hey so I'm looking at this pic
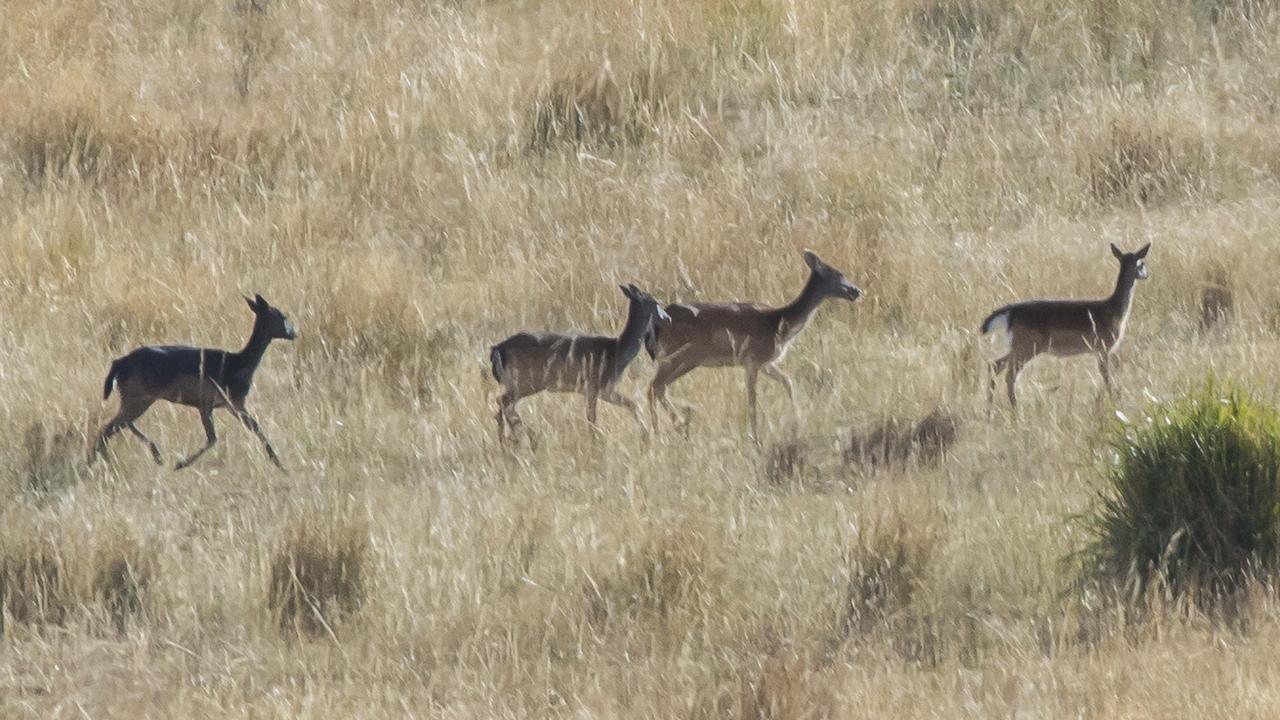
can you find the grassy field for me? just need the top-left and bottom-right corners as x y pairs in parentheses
(4, 0), (1280, 716)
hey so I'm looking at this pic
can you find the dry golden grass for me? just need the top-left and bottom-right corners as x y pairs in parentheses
(4, 0), (1280, 715)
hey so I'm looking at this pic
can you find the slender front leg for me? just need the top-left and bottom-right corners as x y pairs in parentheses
(235, 408), (284, 470)
(746, 366), (761, 441)
(586, 388), (601, 436)
(762, 364), (795, 402)
(175, 408), (218, 470)
(602, 390), (649, 437)
(1098, 352), (1114, 397)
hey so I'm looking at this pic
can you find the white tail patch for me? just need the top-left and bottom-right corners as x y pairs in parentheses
(983, 311), (1010, 336)
(982, 310), (1012, 354)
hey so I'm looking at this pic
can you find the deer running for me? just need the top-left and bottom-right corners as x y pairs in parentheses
(93, 293), (297, 470)
(490, 284), (670, 446)
(646, 249), (862, 438)
(981, 243), (1150, 409)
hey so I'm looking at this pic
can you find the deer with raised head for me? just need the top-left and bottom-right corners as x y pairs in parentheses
(490, 284), (670, 446)
(93, 293), (297, 470)
(646, 249), (862, 439)
(981, 243), (1150, 410)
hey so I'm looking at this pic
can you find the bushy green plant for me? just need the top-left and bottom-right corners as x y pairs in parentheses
(1082, 380), (1280, 603)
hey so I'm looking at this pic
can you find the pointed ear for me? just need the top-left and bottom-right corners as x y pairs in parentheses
(254, 293), (267, 310)
(1136, 243), (1151, 259)
(1110, 243), (1123, 260)
(244, 294), (258, 312)
(619, 284), (633, 299)
(803, 249), (823, 271)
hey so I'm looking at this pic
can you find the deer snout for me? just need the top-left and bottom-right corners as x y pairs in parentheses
(844, 283), (862, 301)
(283, 321), (299, 340)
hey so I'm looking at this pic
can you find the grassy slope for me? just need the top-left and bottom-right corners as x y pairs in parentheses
(2, 0), (1280, 716)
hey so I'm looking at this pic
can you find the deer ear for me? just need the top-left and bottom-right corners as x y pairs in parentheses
(803, 249), (823, 271)
(254, 293), (268, 310)
(1110, 243), (1123, 260)
(619, 284), (633, 299)
(1136, 243), (1151, 259)
(244, 294), (258, 312)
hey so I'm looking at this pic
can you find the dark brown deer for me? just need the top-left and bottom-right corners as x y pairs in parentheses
(490, 284), (669, 446)
(93, 294), (297, 470)
(981, 243), (1150, 409)
(645, 250), (862, 439)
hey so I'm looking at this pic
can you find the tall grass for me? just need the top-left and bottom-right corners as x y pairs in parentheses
(3, 0), (1280, 715)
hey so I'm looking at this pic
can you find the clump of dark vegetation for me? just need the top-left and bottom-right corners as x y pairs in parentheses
(20, 421), (84, 498)
(1079, 380), (1280, 607)
(269, 520), (369, 637)
(1199, 263), (1234, 332)
(830, 517), (940, 665)
(583, 522), (721, 626)
(1081, 118), (1209, 206)
(912, 0), (1001, 47)
(92, 530), (154, 633)
(844, 408), (960, 471)
(0, 523), (156, 635)
(0, 539), (67, 632)
(763, 440), (819, 491)
(527, 61), (671, 152)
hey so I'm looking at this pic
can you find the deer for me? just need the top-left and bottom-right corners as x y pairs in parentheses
(645, 249), (862, 439)
(490, 284), (670, 446)
(980, 243), (1150, 410)
(93, 293), (297, 470)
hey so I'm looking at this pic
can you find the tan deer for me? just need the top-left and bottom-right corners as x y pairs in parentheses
(490, 284), (670, 446)
(645, 250), (862, 439)
(981, 243), (1150, 409)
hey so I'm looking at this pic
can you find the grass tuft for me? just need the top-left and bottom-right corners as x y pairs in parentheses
(0, 537), (67, 633)
(1081, 118), (1209, 206)
(1080, 379), (1280, 606)
(19, 421), (85, 499)
(91, 529), (153, 633)
(584, 521), (721, 626)
(845, 408), (960, 471)
(268, 517), (369, 637)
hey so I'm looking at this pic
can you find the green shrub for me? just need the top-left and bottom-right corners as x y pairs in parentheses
(1081, 380), (1280, 604)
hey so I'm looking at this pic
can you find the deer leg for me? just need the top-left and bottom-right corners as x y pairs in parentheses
(175, 408), (218, 470)
(746, 366), (761, 441)
(987, 355), (1009, 409)
(1005, 355), (1029, 411)
(649, 362), (697, 437)
(92, 397), (156, 463)
(1098, 352), (1115, 398)
(586, 388), (602, 437)
(234, 408), (284, 470)
(601, 389), (648, 437)
(762, 364), (795, 401)
(126, 423), (164, 465)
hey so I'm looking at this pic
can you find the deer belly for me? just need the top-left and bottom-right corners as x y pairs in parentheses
(1043, 333), (1102, 357)
(157, 376), (230, 406)
(665, 331), (765, 368)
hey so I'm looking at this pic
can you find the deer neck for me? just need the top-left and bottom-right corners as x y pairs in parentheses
(1106, 266), (1139, 319)
(613, 302), (650, 371)
(233, 319), (274, 373)
(777, 271), (827, 340)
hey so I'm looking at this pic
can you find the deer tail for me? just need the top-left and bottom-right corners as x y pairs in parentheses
(980, 307), (1011, 336)
(489, 345), (505, 384)
(102, 359), (122, 400)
